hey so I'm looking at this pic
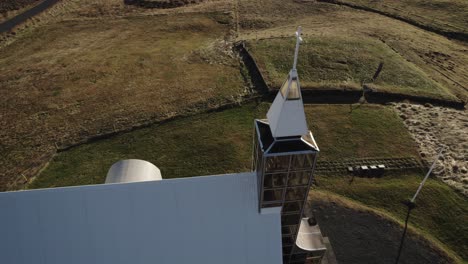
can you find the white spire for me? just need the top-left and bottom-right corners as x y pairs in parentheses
(267, 26), (308, 138)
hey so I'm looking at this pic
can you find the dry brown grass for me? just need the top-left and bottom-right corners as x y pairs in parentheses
(45, 0), (229, 19)
(0, 10), (246, 190)
(0, 0), (232, 42)
(323, 0), (468, 37)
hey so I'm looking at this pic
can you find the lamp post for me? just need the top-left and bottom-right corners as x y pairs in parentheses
(394, 147), (445, 264)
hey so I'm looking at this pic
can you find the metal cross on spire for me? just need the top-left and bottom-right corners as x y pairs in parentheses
(293, 26), (303, 71)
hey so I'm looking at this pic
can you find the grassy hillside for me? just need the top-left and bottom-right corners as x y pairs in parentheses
(0, 12), (245, 190)
(238, 0), (468, 102)
(246, 37), (456, 100)
(316, 173), (468, 261)
(321, 0), (468, 38)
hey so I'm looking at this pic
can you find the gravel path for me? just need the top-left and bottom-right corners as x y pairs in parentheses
(392, 103), (467, 196)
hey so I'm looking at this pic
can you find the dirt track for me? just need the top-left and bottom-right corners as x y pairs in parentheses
(393, 103), (468, 196)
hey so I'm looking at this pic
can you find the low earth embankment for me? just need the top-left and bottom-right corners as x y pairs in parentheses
(28, 102), (466, 261)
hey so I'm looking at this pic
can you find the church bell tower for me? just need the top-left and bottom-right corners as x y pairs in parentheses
(252, 27), (321, 264)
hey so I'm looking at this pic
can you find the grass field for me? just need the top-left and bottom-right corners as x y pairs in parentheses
(315, 173), (468, 261)
(238, 0), (468, 102)
(0, 11), (246, 190)
(323, 0), (468, 37)
(3, 0), (467, 190)
(28, 102), (418, 188)
(246, 37), (456, 100)
(28, 102), (465, 261)
(26, 0), (229, 22)
(28, 103), (261, 188)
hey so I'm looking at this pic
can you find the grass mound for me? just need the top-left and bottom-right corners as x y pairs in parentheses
(316, 173), (468, 261)
(246, 37), (456, 100)
(310, 191), (460, 263)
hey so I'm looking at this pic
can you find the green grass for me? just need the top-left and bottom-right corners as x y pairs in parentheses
(246, 37), (456, 100)
(307, 104), (418, 160)
(30, 102), (418, 186)
(316, 173), (468, 261)
(28, 103), (262, 189)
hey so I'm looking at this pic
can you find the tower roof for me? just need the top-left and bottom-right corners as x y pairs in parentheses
(255, 119), (318, 154)
(267, 27), (308, 138)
